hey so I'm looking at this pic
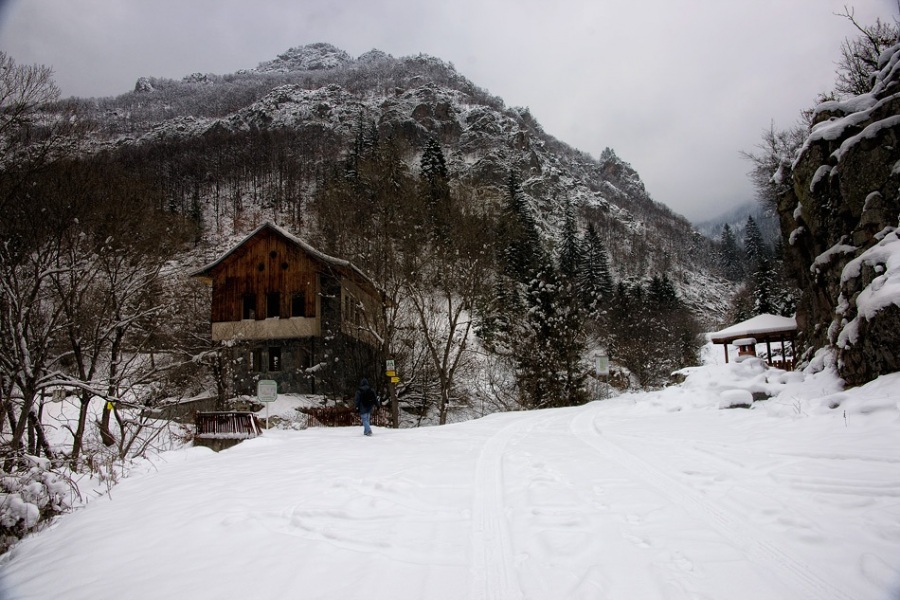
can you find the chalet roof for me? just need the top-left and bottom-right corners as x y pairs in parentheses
(191, 221), (379, 293)
(709, 313), (797, 344)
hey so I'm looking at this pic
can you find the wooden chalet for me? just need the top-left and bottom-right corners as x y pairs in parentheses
(710, 314), (797, 370)
(191, 222), (383, 397)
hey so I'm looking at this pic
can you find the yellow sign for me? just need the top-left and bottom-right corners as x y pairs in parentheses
(390, 376), (400, 384)
(386, 370), (396, 377)
(106, 401), (114, 411)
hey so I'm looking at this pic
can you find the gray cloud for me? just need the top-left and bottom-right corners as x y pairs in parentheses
(1, 0), (895, 221)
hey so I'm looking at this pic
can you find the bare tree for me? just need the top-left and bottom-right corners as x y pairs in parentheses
(403, 213), (492, 424)
(0, 237), (68, 461)
(834, 6), (900, 98)
(0, 52), (59, 142)
(741, 122), (807, 212)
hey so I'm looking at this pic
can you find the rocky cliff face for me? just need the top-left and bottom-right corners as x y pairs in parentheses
(778, 44), (900, 385)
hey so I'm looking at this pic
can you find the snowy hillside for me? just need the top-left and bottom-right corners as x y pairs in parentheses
(2, 349), (898, 600)
(72, 43), (727, 314)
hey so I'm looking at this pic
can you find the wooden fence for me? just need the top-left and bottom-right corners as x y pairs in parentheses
(300, 406), (390, 428)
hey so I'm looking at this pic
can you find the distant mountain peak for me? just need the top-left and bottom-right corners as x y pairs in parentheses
(358, 49), (393, 63)
(255, 43), (353, 74)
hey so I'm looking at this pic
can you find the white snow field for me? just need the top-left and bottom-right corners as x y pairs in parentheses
(2, 357), (899, 600)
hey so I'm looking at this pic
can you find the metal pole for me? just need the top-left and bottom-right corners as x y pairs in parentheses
(388, 379), (399, 428)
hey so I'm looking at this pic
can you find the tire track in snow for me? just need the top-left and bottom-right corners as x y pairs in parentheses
(468, 417), (529, 600)
(569, 404), (856, 600)
(536, 409), (703, 600)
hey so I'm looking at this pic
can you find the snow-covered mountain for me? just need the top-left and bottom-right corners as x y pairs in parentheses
(72, 42), (731, 321)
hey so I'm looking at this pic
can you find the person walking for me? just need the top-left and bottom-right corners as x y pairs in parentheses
(354, 378), (379, 436)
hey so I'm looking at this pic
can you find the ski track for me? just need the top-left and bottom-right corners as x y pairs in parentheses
(569, 404), (858, 600)
(469, 417), (530, 600)
(511, 408), (705, 600)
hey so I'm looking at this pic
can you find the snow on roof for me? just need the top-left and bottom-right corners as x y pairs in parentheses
(191, 222), (378, 292)
(709, 313), (797, 344)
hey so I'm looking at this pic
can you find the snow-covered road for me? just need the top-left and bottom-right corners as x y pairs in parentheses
(2, 365), (900, 600)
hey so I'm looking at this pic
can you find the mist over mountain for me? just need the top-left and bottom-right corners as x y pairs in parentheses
(693, 201), (779, 249)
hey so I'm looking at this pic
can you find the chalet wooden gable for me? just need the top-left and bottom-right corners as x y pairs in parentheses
(191, 222), (381, 342)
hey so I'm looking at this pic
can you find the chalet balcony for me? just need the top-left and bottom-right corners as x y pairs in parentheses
(211, 316), (320, 341)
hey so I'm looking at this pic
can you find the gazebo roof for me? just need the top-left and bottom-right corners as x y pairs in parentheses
(709, 314), (797, 344)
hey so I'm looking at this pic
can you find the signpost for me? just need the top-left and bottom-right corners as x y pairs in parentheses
(596, 355), (609, 400)
(385, 359), (399, 427)
(257, 379), (278, 429)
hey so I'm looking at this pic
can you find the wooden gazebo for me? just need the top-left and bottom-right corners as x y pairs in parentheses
(710, 314), (797, 369)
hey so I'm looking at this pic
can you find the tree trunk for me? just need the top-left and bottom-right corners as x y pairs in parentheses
(27, 411), (36, 455)
(27, 411), (53, 459)
(9, 384), (37, 454)
(101, 329), (124, 447)
(70, 392), (92, 466)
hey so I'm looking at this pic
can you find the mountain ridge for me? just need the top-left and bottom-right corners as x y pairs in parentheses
(72, 42), (732, 322)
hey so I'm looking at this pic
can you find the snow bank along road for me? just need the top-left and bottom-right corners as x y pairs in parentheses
(2, 396), (899, 600)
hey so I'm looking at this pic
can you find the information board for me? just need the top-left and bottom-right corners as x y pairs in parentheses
(257, 379), (278, 403)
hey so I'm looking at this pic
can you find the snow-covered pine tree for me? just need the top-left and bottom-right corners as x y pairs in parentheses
(497, 171), (543, 283)
(557, 200), (582, 280)
(578, 223), (614, 314)
(516, 260), (587, 408)
(719, 223), (743, 281)
(743, 215), (767, 267)
(419, 137), (451, 242)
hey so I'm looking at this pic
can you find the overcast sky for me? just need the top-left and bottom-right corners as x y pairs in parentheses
(0, 0), (896, 222)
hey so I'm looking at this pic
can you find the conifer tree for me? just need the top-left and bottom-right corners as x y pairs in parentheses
(557, 200), (582, 280)
(743, 215), (767, 267)
(516, 260), (586, 408)
(497, 171), (542, 283)
(419, 137), (451, 241)
(719, 223), (743, 281)
(752, 256), (778, 315)
(420, 136), (448, 186)
(578, 223), (614, 314)
(607, 276), (701, 388)
(648, 273), (678, 309)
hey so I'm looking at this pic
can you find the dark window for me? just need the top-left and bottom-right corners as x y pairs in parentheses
(242, 294), (256, 320)
(266, 292), (280, 318)
(291, 292), (306, 317)
(296, 348), (311, 370)
(268, 347), (281, 372)
(249, 349), (262, 372)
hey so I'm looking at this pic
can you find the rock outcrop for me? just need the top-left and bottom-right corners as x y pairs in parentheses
(779, 43), (900, 385)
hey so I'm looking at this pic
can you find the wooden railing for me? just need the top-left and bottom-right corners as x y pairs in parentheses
(195, 411), (262, 439)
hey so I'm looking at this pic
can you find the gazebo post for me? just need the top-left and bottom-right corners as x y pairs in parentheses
(766, 339), (773, 365)
(723, 344), (729, 364)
